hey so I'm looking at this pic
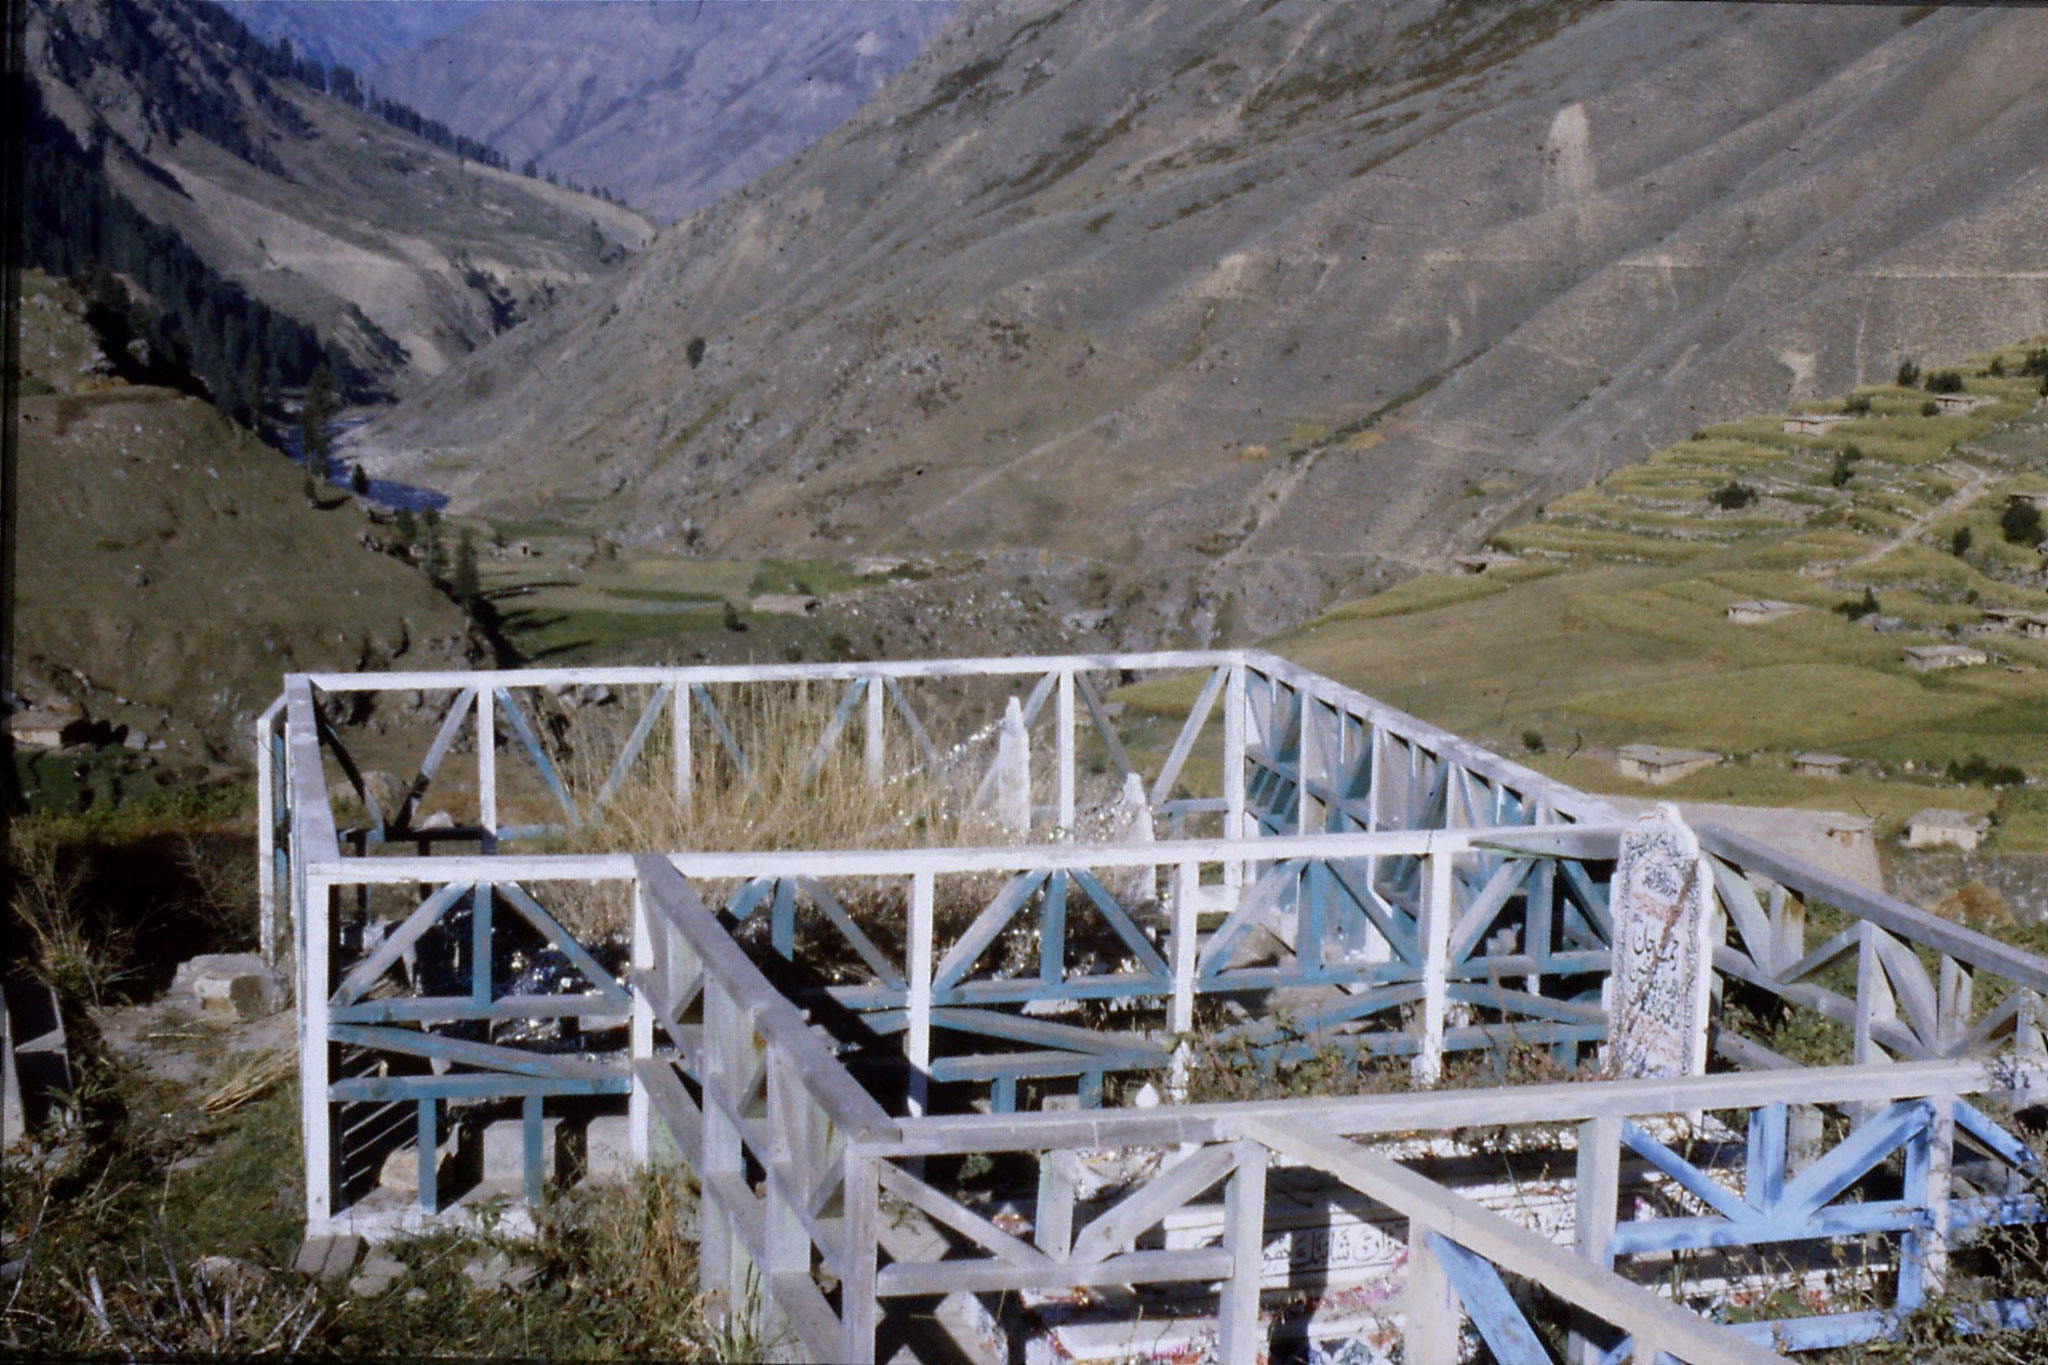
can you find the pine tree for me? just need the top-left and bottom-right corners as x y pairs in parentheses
(452, 528), (480, 605)
(423, 507), (447, 579)
(301, 364), (336, 476)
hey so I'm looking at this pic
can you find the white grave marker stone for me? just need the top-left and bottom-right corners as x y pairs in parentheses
(996, 696), (1031, 835)
(1605, 804), (1714, 1078)
(1106, 772), (1156, 906)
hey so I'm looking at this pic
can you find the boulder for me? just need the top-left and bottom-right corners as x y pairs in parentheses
(172, 954), (287, 1020)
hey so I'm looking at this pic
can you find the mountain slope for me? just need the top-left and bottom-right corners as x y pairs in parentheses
(235, 1), (955, 222)
(220, 0), (483, 77)
(12, 272), (480, 766)
(361, 0), (2048, 639)
(26, 0), (654, 394)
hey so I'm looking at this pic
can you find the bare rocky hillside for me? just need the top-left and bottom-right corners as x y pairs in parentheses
(27, 0), (653, 392)
(343, 1), (956, 222)
(358, 0), (2048, 640)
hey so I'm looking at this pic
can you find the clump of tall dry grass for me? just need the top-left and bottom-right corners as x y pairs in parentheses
(550, 682), (1020, 857)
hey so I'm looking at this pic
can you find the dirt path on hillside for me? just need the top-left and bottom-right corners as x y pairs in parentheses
(1844, 460), (1991, 569)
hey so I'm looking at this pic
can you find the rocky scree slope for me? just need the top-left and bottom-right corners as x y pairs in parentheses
(26, 0), (653, 393)
(363, 0), (2048, 641)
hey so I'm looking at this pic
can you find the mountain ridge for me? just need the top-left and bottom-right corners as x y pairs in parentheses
(27, 0), (654, 393)
(357, 0), (2048, 641)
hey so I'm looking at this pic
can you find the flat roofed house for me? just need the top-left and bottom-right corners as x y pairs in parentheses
(1451, 551), (1517, 576)
(1902, 644), (1988, 671)
(750, 594), (822, 616)
(1983, 607), (2034, 631)
(1726, 599), (1803, 625)
(1615, 744), (1720, 786)
(6, 709), (72, 750)
(2007, 491), (2048, 514)
(1783, 414), (1853, 437)
(1903, 808), (1991, 852)
(1934, 393), (1994, 415)
(1792, 752), (1853, 778)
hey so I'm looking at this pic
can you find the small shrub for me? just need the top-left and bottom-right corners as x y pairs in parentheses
(2020, 346), (2048, 378)
(349, 464), (370, 496)
(1829, 453), (1855, 488)
(1708, 481), (1758, 510)
(1948, 754), (2026, 788)
(1921, 399), (1940, 417)
(1844, 393), (1872, 414)
(721, 600), (747, 631)
(685, 335), (707, 369)
(1833, 586), (1880, 620)
(1926, 369), (1964, 394)
(1521, 729), (1545, 754)
(2003, 502), (2046, 547)
(1988, 356), (2006, 378)
(1951, 525), (1973, 557)
(1896, 358), (1921, 387)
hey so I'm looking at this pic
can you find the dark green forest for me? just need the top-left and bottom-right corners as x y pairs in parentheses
(21, 0), (536, 415)
(21, 82), (340, 417)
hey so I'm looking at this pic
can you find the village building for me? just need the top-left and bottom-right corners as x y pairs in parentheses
(1615, 743), (1719, 786)
(6, 708), (73, 750)
(1726, 599), (1803, 625)
(1903, 808), (1991, 853)
(2006, 491), (2048, 515)
(1782, 414), (1853, 437)
(1934, 393), (1995, 416)
(1791, 752), (1852, 779)
(1902, 644), (1988, 671)
(1983, 607), (2048, 638)
(750, 593), (823, 616)
(1450, 550), (1517, 576)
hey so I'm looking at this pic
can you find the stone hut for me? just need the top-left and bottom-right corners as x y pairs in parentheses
(1903, 808), (1991, 853)
(1451, 551), (1517, 576)
(1782, 414), (1853, 437)
(2006, 491), (2048, 515)
(1934, 393), (1994, 416)
(1615, 744), (1720, 786)
(1791, 753), (1852, 779)
(751, 594), (822, 616)
(6, 709), (72, 750)
(1726, 600), (1803, 626)
(1902, 644), (1988, 672)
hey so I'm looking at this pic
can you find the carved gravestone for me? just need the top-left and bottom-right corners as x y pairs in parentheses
(1106, 772), (1155, 907)
(1604, 805), (1714, 1079)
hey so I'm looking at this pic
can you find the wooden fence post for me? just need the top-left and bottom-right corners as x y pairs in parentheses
(672, 679), (692, 805)
(630, 878), (653, 1166)
(1404, 1217), (1459, 1365)
(698, 978), (749, 1309)
(1223, 658), (1246, 891)
(476, 686), (497, 838)
(301, 874), (333, 1225)
(907, 871), (934, 1118)
(839, 1153), (881, 1364)
(1413, 849), (1452, 1085)
(257, 710), (277, 964)
(866, 671), (885, 788)
(1572, 1114), (1621, 1364)
(1217, 1140), (1268, 1361)
(1056, 669), (1075, 836)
